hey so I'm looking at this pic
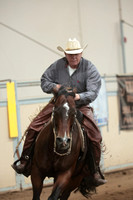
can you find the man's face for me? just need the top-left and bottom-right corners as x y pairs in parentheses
(65, 53), (82, 68)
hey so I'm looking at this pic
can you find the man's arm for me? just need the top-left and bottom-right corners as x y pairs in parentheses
(76, 64), (101, 105)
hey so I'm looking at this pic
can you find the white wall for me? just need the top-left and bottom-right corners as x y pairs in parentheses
(102, 96), (133, 172)
(0, 0), (133, 82)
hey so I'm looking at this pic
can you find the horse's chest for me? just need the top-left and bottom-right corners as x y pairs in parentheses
(53, 157), (72, 171)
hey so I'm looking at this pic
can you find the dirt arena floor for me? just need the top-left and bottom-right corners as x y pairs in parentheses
(0, 168), (133, 200)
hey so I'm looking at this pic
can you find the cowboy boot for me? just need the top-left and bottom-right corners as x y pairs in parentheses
(90, 142), (107, 186)
(12, 129), (38, 174)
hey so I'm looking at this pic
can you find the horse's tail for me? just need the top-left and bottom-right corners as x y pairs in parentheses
(75, 176), (96, 198)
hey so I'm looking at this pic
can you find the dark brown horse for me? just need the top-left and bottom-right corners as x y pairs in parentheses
(31, 87), (95, 200)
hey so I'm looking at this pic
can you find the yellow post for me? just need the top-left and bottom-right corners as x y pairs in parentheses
(6, 82), (18, 138)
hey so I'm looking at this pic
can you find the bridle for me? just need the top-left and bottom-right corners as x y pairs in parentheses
(51, 106), (76, 156)
(51, 86), (84, 156)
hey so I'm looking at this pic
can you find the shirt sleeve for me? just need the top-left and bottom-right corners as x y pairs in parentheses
(41, 62), (57, 94)
(77, 62), (101, 105)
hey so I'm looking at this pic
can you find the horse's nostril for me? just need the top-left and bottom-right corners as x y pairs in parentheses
(56, 137), (70, 147)
(65, 138), (70, 144)
(56, 137), (63, 145)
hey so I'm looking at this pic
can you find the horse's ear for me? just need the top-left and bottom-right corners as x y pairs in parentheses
(53, 86), (66, 98)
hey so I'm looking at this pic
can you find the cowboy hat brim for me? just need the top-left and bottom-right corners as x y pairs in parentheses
(57, 44), (88, 54)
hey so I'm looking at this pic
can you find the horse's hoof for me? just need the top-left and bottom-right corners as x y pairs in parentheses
(93, 172), (107, 186)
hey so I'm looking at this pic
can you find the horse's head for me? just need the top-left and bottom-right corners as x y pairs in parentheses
(52, 86), (76, 155)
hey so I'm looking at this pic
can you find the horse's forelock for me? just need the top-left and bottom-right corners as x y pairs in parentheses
(55, 94), (75, 109)
(54, 87), (76, 110)
(55, 95), (67, 107)
(67, 96), (75, 109)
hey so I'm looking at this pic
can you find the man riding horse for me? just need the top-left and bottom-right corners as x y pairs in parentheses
(12, 38), (107, 186)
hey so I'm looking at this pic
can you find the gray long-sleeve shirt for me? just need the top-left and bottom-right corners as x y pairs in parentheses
(41, 57), (101, 107)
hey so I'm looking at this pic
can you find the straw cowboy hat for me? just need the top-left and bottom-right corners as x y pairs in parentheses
(57, 38), (88, 54)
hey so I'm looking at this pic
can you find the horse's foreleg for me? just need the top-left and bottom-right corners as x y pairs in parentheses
(48, 170), (73, 200)
(60, 191), (71, 200)
(31, 166), (44, 200)
(48, 186), (61, 200)
(60, 174), (84, 200)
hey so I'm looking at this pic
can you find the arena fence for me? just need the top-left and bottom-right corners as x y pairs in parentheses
(0, 76), (133, 192)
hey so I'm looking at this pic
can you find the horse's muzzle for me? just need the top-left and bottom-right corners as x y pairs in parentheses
(56, 137), (71, 154)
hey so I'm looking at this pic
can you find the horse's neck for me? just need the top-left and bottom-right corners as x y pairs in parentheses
(36, 121), (53, 145)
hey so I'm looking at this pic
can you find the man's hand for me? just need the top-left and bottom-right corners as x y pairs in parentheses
(56, 84), (61, 90)
(74, 93), (80, 101)
(53, 84), (61, 93)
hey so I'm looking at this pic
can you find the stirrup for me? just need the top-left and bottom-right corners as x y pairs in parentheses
(11, 155), (29, 173)
(11, 159), (26, 174)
